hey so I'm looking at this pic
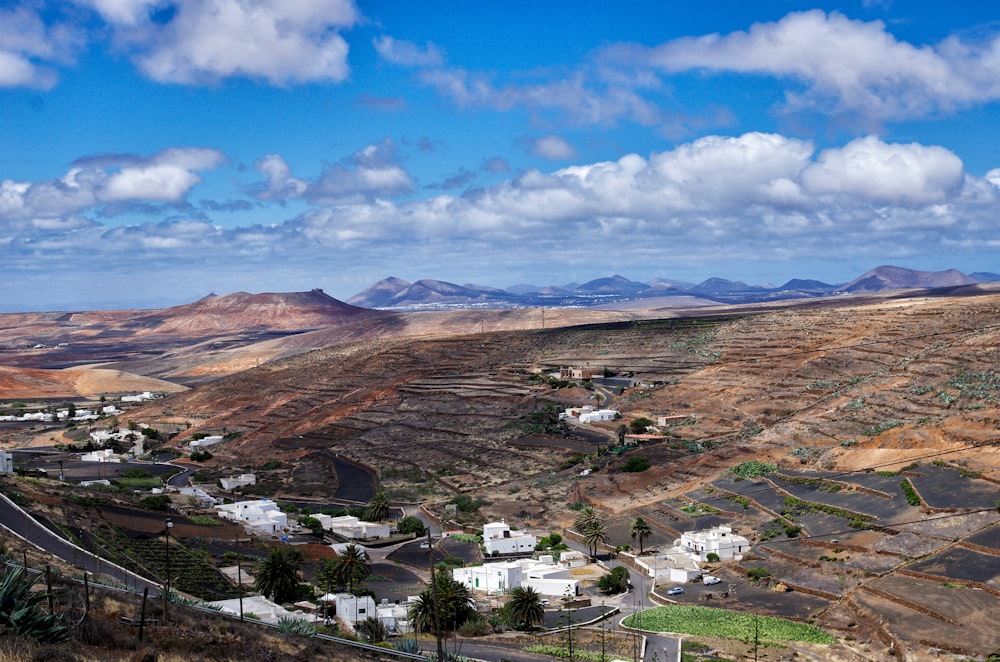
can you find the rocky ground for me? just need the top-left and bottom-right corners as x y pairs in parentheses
(3, 290), (1000, 658)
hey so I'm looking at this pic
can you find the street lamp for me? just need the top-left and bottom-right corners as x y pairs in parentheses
(164, 517), (173, 623)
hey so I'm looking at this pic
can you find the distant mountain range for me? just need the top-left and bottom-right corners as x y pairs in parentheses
(347, 265), (1000, 310)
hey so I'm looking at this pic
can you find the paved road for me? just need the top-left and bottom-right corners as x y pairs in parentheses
(0, 491), (163, 596)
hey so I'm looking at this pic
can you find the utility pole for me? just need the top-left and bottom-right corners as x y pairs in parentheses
(163, 517), (172, 624)
(236, 536), (244, 622)
(426, 529), (444, 661)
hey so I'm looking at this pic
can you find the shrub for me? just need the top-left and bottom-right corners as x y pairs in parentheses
(598, 566), (630, 594)
(622, 456), (651, 473)
(706, 553), (720, 563)
(747, 567), (772, 581)
(137, 494), (171, 511)
(900, 479), (922, 506)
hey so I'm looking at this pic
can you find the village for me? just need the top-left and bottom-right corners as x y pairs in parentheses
(0, 389), (752, 643)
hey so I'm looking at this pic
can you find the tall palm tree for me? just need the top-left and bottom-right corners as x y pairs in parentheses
(409, 573), (474, 634)
(254, 547), (304, 603)
(505, 586), (545, 631)
(573, 506), (600, 533)
(582, 519), (608, 559)
(333, 543), (371, 591)
(575, 506), (607, 558)
(630, 516), (652, 554)
(365, 490), (392, 523)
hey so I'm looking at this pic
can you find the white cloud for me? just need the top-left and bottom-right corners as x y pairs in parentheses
(530, 135), (578, 160)
(0, 7), (82, 89)
(0, 148), (225, 222)
(75, 0), (164, 27)
(373, 36), (444, 68)
(7, 133), (1000, 310)
(801, 135), (964, 206)
(130, 0), (358, 85)
(640, 10), (1000, 121)
(250, 140), (414, 204)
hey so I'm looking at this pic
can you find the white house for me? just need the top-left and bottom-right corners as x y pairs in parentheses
(190, 435), (224, 450)
(121, 391), (156, 403)
(220, 473), (256, 490)
(454, 560), (523, 594)
(216, 498), (288, 534)
(81, 449), (119, 463)
(482, 521), (537, 556)
(453, 556), (579, 597)
(321, 515), (391, 540)
(334, 593), (377, 629)
(0, 451), (13, 475)
(579, 409), (619, 424)
(676, 526), (749, 562)
(632, 550), (702, 584)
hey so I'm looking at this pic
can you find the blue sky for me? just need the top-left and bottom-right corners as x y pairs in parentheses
(3, 1), (1000, 311)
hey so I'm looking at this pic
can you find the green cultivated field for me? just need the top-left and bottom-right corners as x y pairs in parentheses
(624, 606), (835, 644)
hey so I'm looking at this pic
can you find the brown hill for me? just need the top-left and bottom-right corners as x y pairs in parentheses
(843, 265), (976, 292)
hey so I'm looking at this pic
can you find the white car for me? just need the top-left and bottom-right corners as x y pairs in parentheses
(702, 575), (722, 586)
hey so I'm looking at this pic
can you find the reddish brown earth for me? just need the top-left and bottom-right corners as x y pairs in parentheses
(3, 287), (1000, 659)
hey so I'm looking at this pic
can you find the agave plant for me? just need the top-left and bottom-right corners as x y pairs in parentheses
(0, 566), (70, 643)
(275, 615), (317, 637)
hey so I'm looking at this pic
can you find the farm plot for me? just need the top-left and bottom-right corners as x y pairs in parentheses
(718, 477), (788, 515)
(965, 522), (1000, 551)
(852, 583), (1000, 657)
(865, 573), (1000, 634)
(770, 475), (908, 523)
(905, 464), (1000, 509)
(624, 605), (835, 644)
(745, 547), (855, 598)
(908, 545), (1000, 587)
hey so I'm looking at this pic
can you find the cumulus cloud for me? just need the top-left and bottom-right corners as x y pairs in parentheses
(637, 10), (1000, 121)
(0, 7), (82, 88)
(0, 148), (225, 223)
(250, 140), (414, 204)
(107, 0), (359, 85)
(529, 135), (578, 160)
(377, 11), (1000, 131)
(801, 135), (964, 206)
(6, 133), (1000, 310)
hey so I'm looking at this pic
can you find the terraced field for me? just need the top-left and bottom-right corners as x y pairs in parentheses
(120, 292), (1000, 657)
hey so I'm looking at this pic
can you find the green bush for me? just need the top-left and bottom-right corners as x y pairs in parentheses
(137, 494), (171, 511)
(900, 478), (922, 506)
(747, 567), (772, 581)
(622, 456), (651, 473)
(598, 566), (630, 594)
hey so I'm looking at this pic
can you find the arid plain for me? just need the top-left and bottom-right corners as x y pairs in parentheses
(2, 286), (1000, 660)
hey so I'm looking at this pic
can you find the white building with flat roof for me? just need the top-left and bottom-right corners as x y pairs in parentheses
(677, 525), (749, 562)
(216, 498), (288, 534)
(454, 555), (579, 597)
(483, 520), (536, 556)
(316, 514), (391, 540)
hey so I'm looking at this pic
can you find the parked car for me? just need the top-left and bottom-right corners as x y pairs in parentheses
(702, 575), (722, 586)
(666, 586), (684, 596)
(540, 599), (550, 606)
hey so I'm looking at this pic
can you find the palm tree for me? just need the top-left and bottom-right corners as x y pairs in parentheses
(630, 516), (652, 554)
(575, 506), (607, 558)
(409, 573), (474, 634)
(505, 586), (545, 631)
(254, 547), (304, 603)
(365, 490), (392, 523)
(582, 519), (608, 559)
(573, 506), (600, 533)
(333, 544), (371, 591)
